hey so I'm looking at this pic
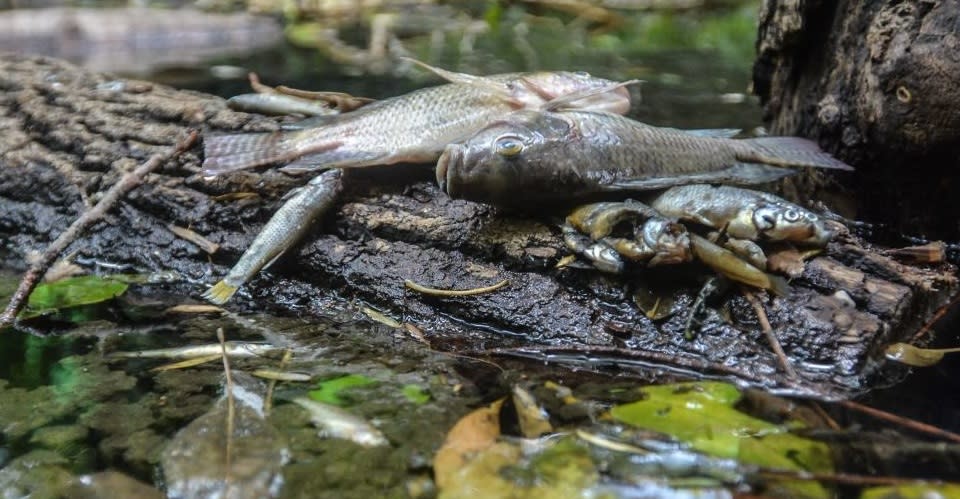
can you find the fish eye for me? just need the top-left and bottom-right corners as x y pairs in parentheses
(783, 209), (801, 222)
(494, 135), (524, 157)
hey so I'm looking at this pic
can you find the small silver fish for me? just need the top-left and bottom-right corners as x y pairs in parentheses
(106, 341), (280, 360)
(437, 109), (853, 205)
(648, 184), (833, 246)
(292, 397), (389, 448)
(202, 61), (632, 175)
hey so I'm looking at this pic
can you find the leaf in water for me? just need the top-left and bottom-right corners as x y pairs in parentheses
(610, 381), (833, 498)
(401, 384), (430, 405)
(22, 275), (128, 320)
(861, 484), (960, 499)
(434, 398), (504, 490)
(308, 374), (377, 406)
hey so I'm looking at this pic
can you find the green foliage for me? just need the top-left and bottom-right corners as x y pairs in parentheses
(611, 381), (833, 498)
(20, 275), (129, 321)
(308, 374), (377, 405)
(401, 384), (431, 405)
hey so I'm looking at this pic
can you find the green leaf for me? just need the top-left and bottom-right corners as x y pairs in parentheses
(21, 275), (129, 320)
(610, 381), (833, 498)
(401, 384), (430, 405)
(308, 374), (376, 406)
(861, 484), (960, 499)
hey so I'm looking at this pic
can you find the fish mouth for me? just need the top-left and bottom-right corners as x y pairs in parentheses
(436, 144), (461, 196)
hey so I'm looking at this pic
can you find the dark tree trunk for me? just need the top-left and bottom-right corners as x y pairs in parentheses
(753, 0), (960, 238)
(0, 55), (955, 398)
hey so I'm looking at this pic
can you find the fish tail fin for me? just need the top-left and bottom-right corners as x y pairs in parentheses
(202, 280), (238, 305)
(202, 131), (299, 175)
(742, 137), (854, 171)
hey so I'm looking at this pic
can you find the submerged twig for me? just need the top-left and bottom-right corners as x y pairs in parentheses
(217, 327), (236, 488)
(0, 131), (199, 328)
(839, 399), (960, 444)
(911, 291), (960, 342)
(404, 278), (509, 297)
(263, 349), (293, 416)
(743, 289), (797, 380)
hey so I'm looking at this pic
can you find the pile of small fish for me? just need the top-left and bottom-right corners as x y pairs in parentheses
(201, 59), (853, 303)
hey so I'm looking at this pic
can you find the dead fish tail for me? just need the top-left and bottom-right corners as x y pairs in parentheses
(741, 137), (854, 171)
(202, 131), (294, 174)
(202, 131), (341, 175)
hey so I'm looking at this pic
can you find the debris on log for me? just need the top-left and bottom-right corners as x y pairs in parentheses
(0, 54), (955, 398)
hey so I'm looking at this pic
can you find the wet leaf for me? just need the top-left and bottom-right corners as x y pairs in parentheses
(860, 483), (960, 499)
(402, 384), (431, 405)
(21, 275), (128, 320)
(434, 399), (504, 490)
(308, 374), (377, 406)
(512, 385), (553, 438)
(610, 381), (833, 498)
(885, 343), (960, 367)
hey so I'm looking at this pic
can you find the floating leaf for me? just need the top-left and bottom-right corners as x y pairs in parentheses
(610, 381), (833, 498)
(20, 275), (129, 320)
(434, 399), (504, 490)
(401, 384), (430, 405)
(308, 374), (376, 406)
(861, 484), (960, 499)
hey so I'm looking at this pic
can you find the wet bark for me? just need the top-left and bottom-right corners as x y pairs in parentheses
(753, 0), (960, 238)
(0, 54), (955, 398)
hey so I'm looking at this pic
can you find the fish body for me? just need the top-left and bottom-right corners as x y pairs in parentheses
(438, 110), (853, 205)
(292, 397), (389, 447)
(648, 184), (833, 246)
(203, 70), (631, 175)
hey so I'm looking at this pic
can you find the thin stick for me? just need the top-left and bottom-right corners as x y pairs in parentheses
(911, 291), (960, 341)
(743, 289), (798, 380)
(756, 468), (948, 487)
(263, 349), (293, 416)
(809, 401), (842, 431)
(0, 131), (199, 328)
(404, 278), (509, 297)
(839, 399), (960, 444)
(217, 327), (236, 488)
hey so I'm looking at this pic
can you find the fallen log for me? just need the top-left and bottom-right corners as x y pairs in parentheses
(0, 54), (954, 398)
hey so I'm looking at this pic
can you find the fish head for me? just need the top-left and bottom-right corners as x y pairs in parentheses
(437, 110), (576, 205)
(510, 71), (632, 114)
(752, 203), (834, 245)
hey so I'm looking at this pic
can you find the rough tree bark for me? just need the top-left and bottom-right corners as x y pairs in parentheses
(0, 55), (954, 398)
(753, 0), (960, 238)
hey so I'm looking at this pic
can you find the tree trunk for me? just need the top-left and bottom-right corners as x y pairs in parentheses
(753, 0), (960, 238)
(0, 54), (954, 398)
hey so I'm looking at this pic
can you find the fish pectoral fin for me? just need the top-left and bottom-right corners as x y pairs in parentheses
(682, 128), (743, 139)
(278, 149), (385, 174)
(400, 57), (519, 104)
(601, 163), (797, 192)
(542, 79), (642, 111)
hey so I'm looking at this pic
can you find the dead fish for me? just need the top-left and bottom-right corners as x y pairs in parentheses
(202, 61), (632, 175)
(106, 342), (281, 360)
(292, 397), (389, 447)
(648, 184), (834, 246)
(438, 109), (853, 205)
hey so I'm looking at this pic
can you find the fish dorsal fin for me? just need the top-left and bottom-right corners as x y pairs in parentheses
(401, 57), (519, 103)
(542, 79), (642, 111)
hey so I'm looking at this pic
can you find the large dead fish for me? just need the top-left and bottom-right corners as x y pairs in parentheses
(437, 109), (854, 205)
(202, 62), (634, 175)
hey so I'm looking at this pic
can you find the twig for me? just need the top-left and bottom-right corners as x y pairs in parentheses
(263, 349), (293, 416)
(743, 289), (798, 380)
(404, 278), (509, 297)
(809, 401), (842, 431)
(217, 327), (236, 488)
(756, 468), (948, 487)
(911, 291), (960, 341)
(0, 130), (199, 328)
(839, 399), (960, 444)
